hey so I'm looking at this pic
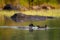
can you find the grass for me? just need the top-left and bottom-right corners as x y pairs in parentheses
(0, 9), (60, 17)
(22, 9), (60, 17)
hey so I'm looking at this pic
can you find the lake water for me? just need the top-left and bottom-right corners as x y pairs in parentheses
(0, 10), (60, 40)
(0, 28), (60, 40)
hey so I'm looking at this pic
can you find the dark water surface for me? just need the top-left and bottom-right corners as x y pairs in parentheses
(0, 28), (60, 40)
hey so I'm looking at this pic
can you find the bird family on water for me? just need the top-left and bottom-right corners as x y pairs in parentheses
(29, 23), (48, 32)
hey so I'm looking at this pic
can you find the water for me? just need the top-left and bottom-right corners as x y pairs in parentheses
(0, 28), (60, 40)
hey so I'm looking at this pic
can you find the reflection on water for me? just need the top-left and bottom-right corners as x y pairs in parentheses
(0, 28), (60, 40)
(49, 29), (60, 40)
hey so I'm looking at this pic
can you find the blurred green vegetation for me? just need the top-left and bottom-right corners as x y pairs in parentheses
(0, 0), (60, 8)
